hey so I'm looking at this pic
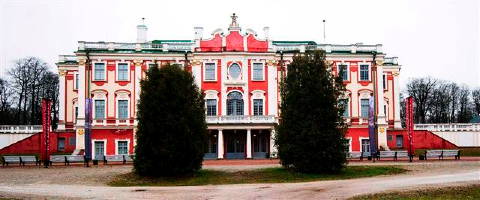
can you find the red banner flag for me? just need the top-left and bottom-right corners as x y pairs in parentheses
(41, 98), (52, 163)
(405, 96), (414, 156)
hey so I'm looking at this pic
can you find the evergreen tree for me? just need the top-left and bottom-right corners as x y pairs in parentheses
(134, 64), (207, 177)
(276, 50), (348, 173)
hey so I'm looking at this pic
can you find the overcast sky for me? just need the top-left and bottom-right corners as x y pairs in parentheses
(1, 0), (479, 89)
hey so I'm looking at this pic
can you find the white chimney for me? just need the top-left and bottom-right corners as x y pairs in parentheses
(263, 26), (270, 40)
(194, 27), (204, 40)
(137, 18), (148, 43)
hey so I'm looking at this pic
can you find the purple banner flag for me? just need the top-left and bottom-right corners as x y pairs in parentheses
(368, 96), (377, 154)
(85, 98), (92, 160)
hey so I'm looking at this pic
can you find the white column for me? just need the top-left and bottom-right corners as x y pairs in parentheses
(270, 129), (277, 158)
(76, 61), (86, 150)
(217, 129), (224, 159)
(246, 129), (252, 159)
(393, 72), (402, 129)
(57, 70), (66, 130)
(376, 65), (388, 150)
(376, 65), (386, 125)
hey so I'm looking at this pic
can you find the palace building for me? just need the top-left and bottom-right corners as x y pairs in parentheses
(55, 14), (402, 160)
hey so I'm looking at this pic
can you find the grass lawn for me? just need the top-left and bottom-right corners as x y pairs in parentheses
(108, 166), (406, 187)
(350, 184), (480, 200)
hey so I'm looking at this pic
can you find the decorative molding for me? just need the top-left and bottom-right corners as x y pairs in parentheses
(392, 72), (400, 76)
(78, 59), (86, 65)
(58, 70), (67, 76)
(266, 60), (277, 66)
(192, 60), (202, 66)
(133, 59), (143, 66)
(376, 60), (384, 65)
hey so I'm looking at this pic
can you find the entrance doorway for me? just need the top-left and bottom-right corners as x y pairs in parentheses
(204, 131), (218, 159)
(225, 130), (246, 159)
(252, 130), (269, 159)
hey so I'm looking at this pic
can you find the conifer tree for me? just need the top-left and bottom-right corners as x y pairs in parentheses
(276, 50), (348, 173)
(134, 64), (207, 177)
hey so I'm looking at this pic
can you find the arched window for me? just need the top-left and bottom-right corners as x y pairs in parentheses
(227, 91), (243, 116)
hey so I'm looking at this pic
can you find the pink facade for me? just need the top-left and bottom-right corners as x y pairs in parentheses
(55, 15), (402, 159)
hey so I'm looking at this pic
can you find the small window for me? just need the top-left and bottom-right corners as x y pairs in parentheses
(75, 106), (78, 122)
(118, 100), (128, 119)
(359, 65), (369, 81)
(338, 64), (348, 81)
(360, 99), (370, 118)
(382, 74), (387, 89)
(94, 100), (105, 119)
(396, 135), (404, 148)
(94, 63), (105, 81)
(117, 141), (128, 155)
(339, 99), (349, 117)
(117, 63), (129, 81)
(57, 138), (65, 152)
(361, 139), (370, 153)
(229, 63), (241, 79)
(204, 63), (216, 81)
(69, 137), (76, 146)
(74, 73), (79, 89)
(253, 99), (263, 116)
(206, 99), (217, 116)
(387, 135), (393, 141)
(252, 63), (264, 81)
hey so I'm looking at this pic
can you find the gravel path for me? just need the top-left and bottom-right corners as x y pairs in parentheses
(0, 161), (478, 199)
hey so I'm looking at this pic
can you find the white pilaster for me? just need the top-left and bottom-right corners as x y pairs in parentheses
(246, 129), (252, 158)
(267, 62), (277, 116)
(393, 72), (402, 129)
(270, 129), (277, 158)
(76, 60), (86, 150)
(57, 70), (66, 130)
(217, 129), (224, 159)
(376, 65), (386, 125)
(376, 64), (388, 150)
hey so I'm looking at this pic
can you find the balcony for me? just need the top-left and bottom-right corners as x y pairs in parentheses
(0, 125), (43, 134)
(414, 123), (480, 132)
(206, 115), (277, 124)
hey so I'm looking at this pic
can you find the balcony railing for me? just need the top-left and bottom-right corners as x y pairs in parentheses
(414, 123), (480, 132)
(78, 41), (195, 52)
(206, 115), (277, 124)
(0, 125), (43, 134)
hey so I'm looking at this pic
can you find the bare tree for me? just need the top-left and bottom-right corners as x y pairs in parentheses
(406, 77), (437, 123)
(7, 57), (57, 125)
(457, 86), (473, 123)
(473, 89), (480, 116)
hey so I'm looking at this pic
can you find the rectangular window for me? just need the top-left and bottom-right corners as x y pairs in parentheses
(57, 138), (65, 152)
(359, 65), (369, 81)
(117, 63), (129, 81)
(252, 63), (264, 81)
(338, 64), (348, 81)
(387, 135), (393, 141)
(360, 99), (370, 118)
(396, 135), (404, 148)
(148, 63), (156, 68)
(206, 99), (217, 116)
(118, 100), (128, 119)
(117, 141), (128, 155)
(382, 74), (387, 89)
(75, 74), (79, 89)
(94, 100), (105, 119)
(204, 63), (216, 81)
(253, 99), (263, 116)
(69, 137), (76, 146)
(94, 63), (105, 81)
(339, 99), (349, 117)
(384, 105), (387, 117)
(361, 139), (370, 152)
(75, 106), (78, 122)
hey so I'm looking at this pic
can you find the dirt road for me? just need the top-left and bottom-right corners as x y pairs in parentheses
(0, 161), (478, 199)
